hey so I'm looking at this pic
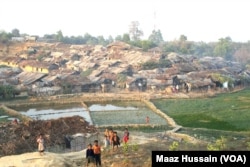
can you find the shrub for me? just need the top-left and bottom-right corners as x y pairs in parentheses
(169, 141), (179, 151)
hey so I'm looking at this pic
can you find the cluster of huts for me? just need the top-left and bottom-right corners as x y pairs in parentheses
(0, 41), (250, 97)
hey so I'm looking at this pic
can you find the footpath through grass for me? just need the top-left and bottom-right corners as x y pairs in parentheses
(152, 89), (250, 131)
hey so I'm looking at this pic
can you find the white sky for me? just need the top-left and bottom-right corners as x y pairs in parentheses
(0, 0), (249, 42)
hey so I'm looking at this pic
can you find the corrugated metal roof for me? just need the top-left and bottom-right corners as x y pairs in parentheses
(16, 72), (47, 85)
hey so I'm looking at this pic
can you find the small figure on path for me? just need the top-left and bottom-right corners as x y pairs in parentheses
(12, 118), (18, 125)
(36, 133), (45, 156)
(146, 116), (150, 124)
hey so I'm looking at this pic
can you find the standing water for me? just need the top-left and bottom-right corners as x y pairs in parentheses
(19, 106), (93, 124)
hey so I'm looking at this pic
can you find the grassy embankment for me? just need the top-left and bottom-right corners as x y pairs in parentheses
(152, 89), (250, 131)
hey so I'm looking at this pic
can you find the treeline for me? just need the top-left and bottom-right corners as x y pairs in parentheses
(1, 28), (250, 64)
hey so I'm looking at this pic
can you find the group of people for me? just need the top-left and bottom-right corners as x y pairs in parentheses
(35, 128), (130, 167)
(86, 140), (102, 167)
(104, 128), (130, 150)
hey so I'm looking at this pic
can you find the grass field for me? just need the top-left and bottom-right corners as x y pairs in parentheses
(0, 108), (9, 123)
(152, 89), (250, 131)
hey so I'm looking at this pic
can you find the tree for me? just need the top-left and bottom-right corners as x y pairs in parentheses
(11, 28), (20, 37)
(129, 21), (143, 41)
(56, 30), (64, 42)
(214, 37), (234, 60)
(179, 34), (187, 42)
(178, 35), (192, 54)
(115, 35), (122, 41)
(148, 29), (164, 45)
(97, 35), (107, 46)
(0, 31), (11, 43)
(233, 43), (250, 65)
(122, 33), (130, 43)
(108, 35), (114, 43)
(0, 85), (16, 99)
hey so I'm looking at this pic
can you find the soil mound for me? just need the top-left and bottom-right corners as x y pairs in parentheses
(0, 116), (96, 156)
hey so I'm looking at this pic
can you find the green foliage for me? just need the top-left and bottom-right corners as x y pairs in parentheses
(122, 33), (130, 43)
(152, 88), (250, 131)
(131, 143), (139, 151)
(148, 29), (164, 45)
(0, 65), (9, 68)
(0, 85), (16, 99)
(207, 136), (227, 150)
(179, 35), (187, 42)
(37, 54), (45, 61)
(122, 142), (139, 155)
(211, 73), (233, 86)
(0, 31), (11, 43)
(122, 142), (129, 153)
(117, 74), (127, 83)
(141, 61), (159, 70)
(11, 28), (20, 37)
(80, 69), (93, 77)
(115, 35), (122, 41)
(169, 141), (179, 151)
(56, 30), (64, 42)
(214, 37), (234, 60)
(129, 40), (156, 51)
(141, 59), (171, 70)
(247, 142), (250, 150)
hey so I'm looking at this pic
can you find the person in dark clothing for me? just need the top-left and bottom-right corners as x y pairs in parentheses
(86, 143), (94, 167)
(112, 131), (120, 151)
(64, 135), (71, 149)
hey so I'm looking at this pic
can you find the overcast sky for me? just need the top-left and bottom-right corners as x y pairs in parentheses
(0, 0), (249, 42)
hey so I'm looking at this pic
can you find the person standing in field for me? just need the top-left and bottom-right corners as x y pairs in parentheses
(93, 140), (102, 167)
(104, 128), (110, 148)
(112, 131), (120, 151)
(108, 129), (114, 148)
(123, 128), (130, 144)
(86, 143), (94, 167)
(36, 133), (45, 156)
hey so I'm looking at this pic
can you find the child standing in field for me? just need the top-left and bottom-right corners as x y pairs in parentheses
(108, 129), (114, 148)
(86, 143), (94, 167)
(112, 131), (120, 151)
(123, 128), (130, 144)
(93, 140), (101, 167)
(104, 128), (110, 148)
(36, 133), (45, 156)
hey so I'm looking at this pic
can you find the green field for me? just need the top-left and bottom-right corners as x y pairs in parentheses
(152, 89), (250, 131)
(0, 108), (9, 123)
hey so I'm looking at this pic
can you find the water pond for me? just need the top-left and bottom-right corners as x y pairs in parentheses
(18, 105), (93, 124)
(14, 101), (168, 126)
(88, 103), (168, 126)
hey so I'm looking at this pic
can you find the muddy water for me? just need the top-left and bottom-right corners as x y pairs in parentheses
(16, 102), (165, 126)
(19, 107), (93, 124)
(17, 103), (139, 125)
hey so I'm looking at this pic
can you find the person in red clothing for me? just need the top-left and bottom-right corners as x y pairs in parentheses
(93, 140), (101, 167)
(123, 128), (130, 144)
